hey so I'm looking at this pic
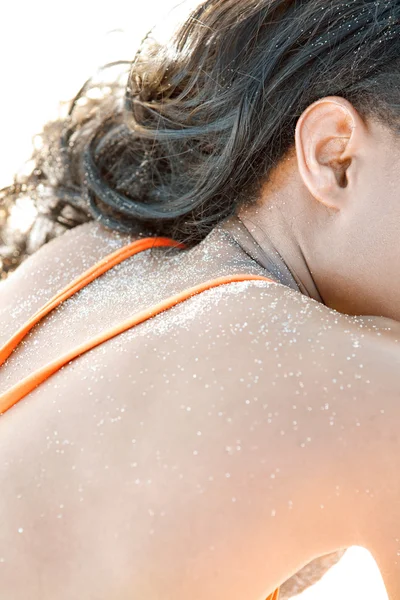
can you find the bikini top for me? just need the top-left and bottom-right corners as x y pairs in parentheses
(0, 236), (276, 414)
(0, 235), (280, 600)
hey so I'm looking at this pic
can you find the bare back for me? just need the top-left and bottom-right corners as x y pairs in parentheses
(1, 221), (400, 599)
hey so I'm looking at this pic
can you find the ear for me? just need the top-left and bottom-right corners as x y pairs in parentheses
(295, 96), (367, 210)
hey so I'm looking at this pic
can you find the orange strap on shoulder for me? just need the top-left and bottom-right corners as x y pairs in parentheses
(0, 237), (184, 368)
(267, 589), (279, 600)
(0, 236), (275, 414)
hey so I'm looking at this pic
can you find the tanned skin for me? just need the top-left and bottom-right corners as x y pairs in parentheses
(0, 97), (400, 599)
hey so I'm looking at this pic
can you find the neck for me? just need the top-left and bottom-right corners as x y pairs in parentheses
(219, 213), (324, 303)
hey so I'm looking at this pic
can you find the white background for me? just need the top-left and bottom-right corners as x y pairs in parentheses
(0, 0), (197, 188)
(0, 1), (389, 597)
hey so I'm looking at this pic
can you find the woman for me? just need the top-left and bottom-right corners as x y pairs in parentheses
(0, 0), (400, 598)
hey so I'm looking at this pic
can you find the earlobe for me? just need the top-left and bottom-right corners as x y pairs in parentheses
(295, 96), (359, 211)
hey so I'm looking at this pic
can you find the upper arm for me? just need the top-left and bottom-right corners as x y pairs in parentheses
(342, 325), (400, 599)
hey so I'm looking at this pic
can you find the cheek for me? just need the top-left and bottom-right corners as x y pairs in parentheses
(359, 151), (400, 240)
(378, 155), (400, 238)
(340, 173), (399, 276)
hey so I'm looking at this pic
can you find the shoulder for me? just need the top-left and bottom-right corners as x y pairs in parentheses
(0, 221), (135, 338)
(191, 279), (400, 411)
(2, 220), (134, 290)
(152, 272), (397, 359)
(156, 278), (400, 490)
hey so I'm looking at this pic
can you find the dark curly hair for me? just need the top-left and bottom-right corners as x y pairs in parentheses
(1, 0), (400, 279)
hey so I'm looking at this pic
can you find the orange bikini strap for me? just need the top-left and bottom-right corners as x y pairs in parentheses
(0, 237), (183, 367)
(0, 271), (273, 414)
(0, 235), (276, 414)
